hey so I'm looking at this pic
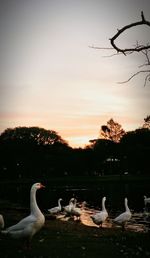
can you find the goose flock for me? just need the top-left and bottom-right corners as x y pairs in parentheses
(47, 195), (136, 231)
(47, 194), (149, 231)
(0, 182), (149, 248)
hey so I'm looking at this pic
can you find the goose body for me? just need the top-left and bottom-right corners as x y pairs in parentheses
(90, 197), (108, 227)
(0, 214), (4, 230)
(48, 198), (63, 215)
(144, 196), (150, 206)
(1, 183), (45, 246)
(70, 198), (82, 220)
(113, 198), (131, 230)
(64, 198), (75, 216)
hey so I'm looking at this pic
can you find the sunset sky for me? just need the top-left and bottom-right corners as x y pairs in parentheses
(0, 0), (150, 147)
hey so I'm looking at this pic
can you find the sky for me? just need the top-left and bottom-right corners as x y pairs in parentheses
(0, 0), (150, 147)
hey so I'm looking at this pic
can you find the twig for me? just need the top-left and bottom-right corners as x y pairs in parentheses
(117, 70), (150, 84)
(89, 45), (113, 50)
(144, 74), (150, 87)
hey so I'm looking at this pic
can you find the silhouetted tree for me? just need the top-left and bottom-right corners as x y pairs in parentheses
(120, 128), (150, 174)
(0, 126), (68, 146)
(100, 118), (125, 143)
(66, 148), (94, 176)
(0, 126), (70, 179)
(142, 115), (150, 129)
(87, 139), (120, 175)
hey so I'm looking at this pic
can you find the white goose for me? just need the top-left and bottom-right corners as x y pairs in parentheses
(63, 198), (75, 216)
(1, 182), (45, 247)
(48, 198), (63, 215)
(113, 197), (132, 230)
(90, 197), (108, 228)
(70, 198), (82, 221)
(0, 214), (4, 230)
(144, 195), (150, 206)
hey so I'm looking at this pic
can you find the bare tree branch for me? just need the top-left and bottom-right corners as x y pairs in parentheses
(117, 70), (150, 86)
(140, 49), (150, 65)
(91, 11), (150, 85)
(144, 73), (150, 87)
(89, 45), (113, 50)
(110, 11), (150, 54)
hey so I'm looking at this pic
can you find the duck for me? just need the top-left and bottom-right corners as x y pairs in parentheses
(48, 198), (63, 215)
(90, 196), (108, 228)
(0, 214), (4, 230)
(1, 182), (45, 248)
(113, 197), (132, 230)
(144, 195), (150, 206)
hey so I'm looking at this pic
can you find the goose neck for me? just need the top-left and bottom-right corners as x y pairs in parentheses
(125, 199), (130, 212)
(30, 187), (41, 216)
(102, 198), (106, 211)
(58, 199), (62, 208)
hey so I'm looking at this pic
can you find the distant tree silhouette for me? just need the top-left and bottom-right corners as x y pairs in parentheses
(0, 126), (68, 146)
(0, 126), (70, 179)
(0, 121), (149, 179)
(100, 118), (125, 143)
(142, 115), (150, 129)
(87, 139), (120, 175)
(120, 128), (150, 174)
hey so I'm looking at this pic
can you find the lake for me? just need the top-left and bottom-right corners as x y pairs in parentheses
(0, 176), (149, 214)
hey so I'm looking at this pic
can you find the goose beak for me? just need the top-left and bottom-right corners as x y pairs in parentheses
(40, 183), (45, 188)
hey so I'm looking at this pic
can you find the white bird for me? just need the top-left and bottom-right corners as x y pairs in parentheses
(0, 214), (4, 230)
(1, 182), (45, 248)
(63, 198), (75, 216)
(113, 197), (132, 230)
(90, 196), (108, 228)
(48, 198), (63, 215)
(70, 198), (82, 221)
(144, 195), (150, 206)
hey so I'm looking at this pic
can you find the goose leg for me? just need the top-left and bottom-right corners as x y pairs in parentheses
(122, 222), (126, 231)
(22, 238), (31, 250)
(99, 222), (102, 228)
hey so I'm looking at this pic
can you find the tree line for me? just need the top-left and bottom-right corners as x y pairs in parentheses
(0, 116), (150, 179)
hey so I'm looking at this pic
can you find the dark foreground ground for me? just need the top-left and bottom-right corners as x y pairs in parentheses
(0, 206), (150, 258)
